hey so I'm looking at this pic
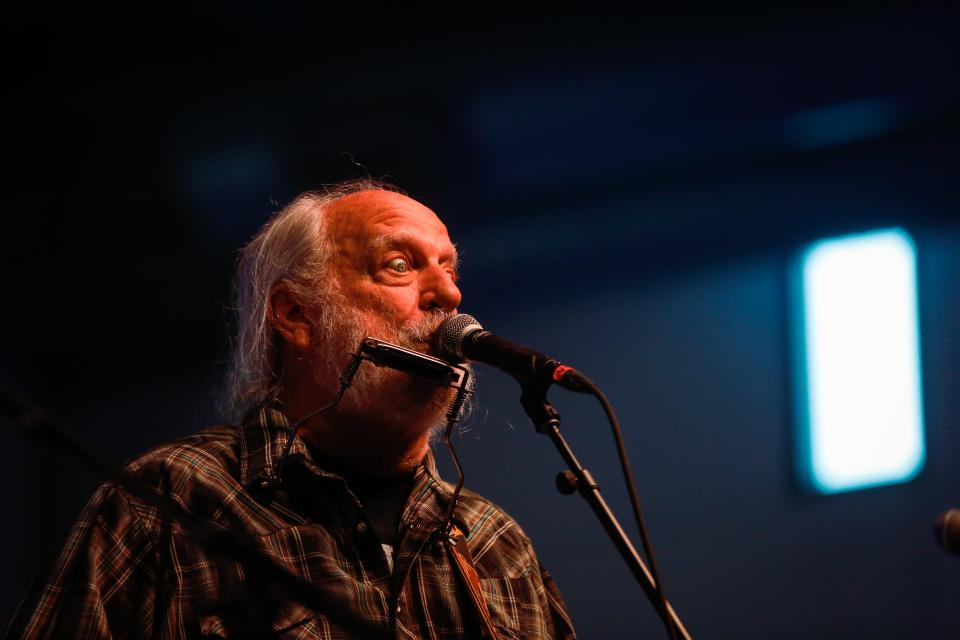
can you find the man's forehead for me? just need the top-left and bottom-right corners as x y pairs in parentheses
(328, 190), (440, 225)
(326, 190), (456, 254)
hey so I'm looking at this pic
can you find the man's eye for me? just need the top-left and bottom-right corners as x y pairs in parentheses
(387, 257), (410, 273)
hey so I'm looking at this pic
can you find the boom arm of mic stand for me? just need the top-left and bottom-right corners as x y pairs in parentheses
(518, 385), (692, 640)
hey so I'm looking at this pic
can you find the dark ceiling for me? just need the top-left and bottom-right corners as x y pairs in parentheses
(4, 3), (959, 403)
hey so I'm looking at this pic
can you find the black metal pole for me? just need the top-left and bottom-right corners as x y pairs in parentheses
(519, 386), (692, 640)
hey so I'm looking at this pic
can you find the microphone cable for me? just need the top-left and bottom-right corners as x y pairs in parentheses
(582, 378), (678, 640)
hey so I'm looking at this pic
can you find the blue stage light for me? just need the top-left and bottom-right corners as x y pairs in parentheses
(793, 228), (926, 494)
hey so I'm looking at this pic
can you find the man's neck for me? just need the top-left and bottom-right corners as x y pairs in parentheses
(299, 424), (430, 477)
(276, 380), (438, 476)
(282, 403), (430, 477)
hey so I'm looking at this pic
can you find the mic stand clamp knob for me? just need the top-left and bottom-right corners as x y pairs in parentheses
(556, 470), (578, 495)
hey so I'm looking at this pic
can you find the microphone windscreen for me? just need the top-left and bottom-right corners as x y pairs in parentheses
(935, 508), (960, 555)
(435, 314), (483, 362)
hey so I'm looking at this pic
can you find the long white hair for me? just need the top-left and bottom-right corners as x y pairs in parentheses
(221, 179), (403, 422)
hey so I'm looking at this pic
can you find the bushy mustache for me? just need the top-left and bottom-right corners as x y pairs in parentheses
(312, 304), (471, 431)
(322, 305), (452, 359)
(394, 308), (452, 349)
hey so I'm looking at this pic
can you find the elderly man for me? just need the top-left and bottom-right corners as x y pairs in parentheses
(7, 181), (576, 639)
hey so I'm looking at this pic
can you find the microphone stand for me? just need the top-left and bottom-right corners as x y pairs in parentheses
(518, 381), (692, 640)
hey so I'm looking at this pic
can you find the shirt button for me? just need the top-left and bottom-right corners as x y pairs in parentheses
(356, 521), (368, 534)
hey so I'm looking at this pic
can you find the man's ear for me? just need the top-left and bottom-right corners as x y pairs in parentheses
(269, 284), (314, 351)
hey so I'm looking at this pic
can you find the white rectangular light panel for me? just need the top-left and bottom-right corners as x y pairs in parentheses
(794, 228), (926, 493)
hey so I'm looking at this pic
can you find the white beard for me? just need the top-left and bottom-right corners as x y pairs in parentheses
(311, 300), (467, 437)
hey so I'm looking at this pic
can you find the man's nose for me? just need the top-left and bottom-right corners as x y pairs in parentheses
(419, 265), (462, 312)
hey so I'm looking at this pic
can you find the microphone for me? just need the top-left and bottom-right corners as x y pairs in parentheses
(433, 313), (595, 393)
(935, 508), (960, 555)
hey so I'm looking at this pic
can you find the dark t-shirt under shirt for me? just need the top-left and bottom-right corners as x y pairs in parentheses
(309, 449), (415, 550)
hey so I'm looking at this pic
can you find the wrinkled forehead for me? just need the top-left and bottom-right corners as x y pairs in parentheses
(328, 190), (445, 227)
(325, 190), (456, 255)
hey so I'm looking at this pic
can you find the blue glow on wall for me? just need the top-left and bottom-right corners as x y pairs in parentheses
(793, 228), (926, 494)
(785, 98), (900, 150)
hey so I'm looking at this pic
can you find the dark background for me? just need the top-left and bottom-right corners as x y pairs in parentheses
(3, 3), (959, 638)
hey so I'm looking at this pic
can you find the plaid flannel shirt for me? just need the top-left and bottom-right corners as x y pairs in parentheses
(6, 405), (576, 639)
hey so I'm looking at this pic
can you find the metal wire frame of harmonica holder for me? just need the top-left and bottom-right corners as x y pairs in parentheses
(270, 337), (473, 533)
(352, 337), (474, 537)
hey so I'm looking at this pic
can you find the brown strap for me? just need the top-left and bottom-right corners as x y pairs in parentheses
(445, 525), (501, 640)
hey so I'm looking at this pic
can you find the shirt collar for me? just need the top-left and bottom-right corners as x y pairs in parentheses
(237, 404), (308, 489)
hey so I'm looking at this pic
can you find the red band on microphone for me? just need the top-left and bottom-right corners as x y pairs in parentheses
(552, 365), (575, 383)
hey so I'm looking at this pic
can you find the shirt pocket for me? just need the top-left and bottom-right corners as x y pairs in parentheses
(479, 575), (550, 640)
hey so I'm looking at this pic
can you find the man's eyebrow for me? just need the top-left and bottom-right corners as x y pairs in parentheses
(370, 232), (459, 267)
(371, 232), (411, 253)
